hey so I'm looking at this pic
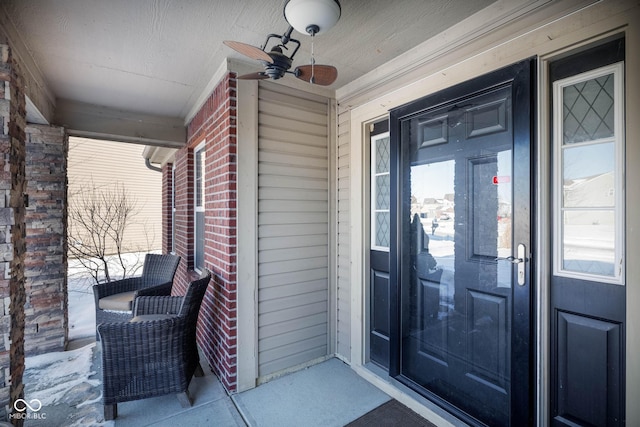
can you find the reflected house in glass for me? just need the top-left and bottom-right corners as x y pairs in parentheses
(564, 171), (614, 208)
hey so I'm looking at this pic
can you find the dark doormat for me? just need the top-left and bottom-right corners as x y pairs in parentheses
(345, 399), (438, 427)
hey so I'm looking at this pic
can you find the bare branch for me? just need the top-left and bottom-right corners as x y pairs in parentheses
(67, 180), (144, 284)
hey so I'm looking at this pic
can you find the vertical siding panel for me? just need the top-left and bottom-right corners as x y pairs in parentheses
(257, 82), (329, 377)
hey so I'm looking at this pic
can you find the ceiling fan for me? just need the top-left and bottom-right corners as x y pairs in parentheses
(223, 0), (341, 86)
(224, 27), (338, 86)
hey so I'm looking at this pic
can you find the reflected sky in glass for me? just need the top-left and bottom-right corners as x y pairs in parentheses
(563, 142), (614, 180)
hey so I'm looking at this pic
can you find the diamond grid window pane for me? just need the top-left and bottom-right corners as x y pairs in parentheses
(376, 137), (390, 173)
(375, 174), (390, 210)
(375, 212), (390, 247)
(563, 74), (614, 144)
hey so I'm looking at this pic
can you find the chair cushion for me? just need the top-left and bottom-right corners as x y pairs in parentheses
(130, 314), (176, 323)
(99, 291), (136, 311)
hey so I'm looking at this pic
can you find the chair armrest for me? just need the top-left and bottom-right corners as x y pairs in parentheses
(98, 317), (180, 346)
(133, 296), (183, 316)
(135, 281), (173, 297)
(93, 277), (143, 299)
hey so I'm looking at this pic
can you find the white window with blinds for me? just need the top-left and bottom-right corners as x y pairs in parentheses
(194, 143), (205, 272)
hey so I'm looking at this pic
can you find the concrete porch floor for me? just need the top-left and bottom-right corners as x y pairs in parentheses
(24, 340), (392, 427)
(111, 356), (391, 427)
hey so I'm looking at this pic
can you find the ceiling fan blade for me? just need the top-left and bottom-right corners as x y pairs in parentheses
(295, 65), (338, 86)
(237, 72), (270, 80)
(223, 40), (273, 63)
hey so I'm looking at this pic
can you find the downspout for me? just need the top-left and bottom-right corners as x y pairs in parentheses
(143, 146), (178, 172)
(145, 157), (162, 172)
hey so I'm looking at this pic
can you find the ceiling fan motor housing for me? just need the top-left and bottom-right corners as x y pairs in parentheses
(264, 48), (293, 79)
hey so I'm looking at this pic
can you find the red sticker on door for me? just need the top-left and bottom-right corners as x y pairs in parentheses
(492, 176), (511, 184)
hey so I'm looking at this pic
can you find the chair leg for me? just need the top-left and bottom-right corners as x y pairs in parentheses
(177, 390), (193, 408)
(104, 404), (117, 420)
(194, 363), (205, 377)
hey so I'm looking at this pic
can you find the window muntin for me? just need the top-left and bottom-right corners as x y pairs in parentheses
(371, 132), (390, 251)
(553, 63), (624, 284)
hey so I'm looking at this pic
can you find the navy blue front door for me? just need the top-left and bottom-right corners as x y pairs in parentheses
(389, 59), (535, 426)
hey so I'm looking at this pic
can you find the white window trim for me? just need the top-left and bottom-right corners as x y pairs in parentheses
(194, 142), (206, 272)
(371, 132), (390, 252)
(552, 62), (625, 285)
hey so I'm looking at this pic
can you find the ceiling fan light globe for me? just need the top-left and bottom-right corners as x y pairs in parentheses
(284, 0), (341, 36)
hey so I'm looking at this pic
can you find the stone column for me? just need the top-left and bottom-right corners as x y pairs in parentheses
(0, 38), (27, 424)
(24, 124), (68, 355)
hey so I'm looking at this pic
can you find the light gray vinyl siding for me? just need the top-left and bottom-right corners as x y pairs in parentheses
(67, 137), (162, 256)
(336, 108), (351, 360)
(257, 82), (330, 377)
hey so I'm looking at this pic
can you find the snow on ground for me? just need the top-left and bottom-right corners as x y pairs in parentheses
(25, 344), (98, 408)
(19, 253), (153, 425)
(23, 343), (110, 427)
(67, 275), (96, 341)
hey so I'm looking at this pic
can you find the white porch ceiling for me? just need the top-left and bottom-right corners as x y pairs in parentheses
(3, 0), (494, 122)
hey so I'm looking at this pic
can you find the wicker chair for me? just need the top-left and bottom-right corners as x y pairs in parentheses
(93, 253), (181, 334)
(98, 270), (211, 420)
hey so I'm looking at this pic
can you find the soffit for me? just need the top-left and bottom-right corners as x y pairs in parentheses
(3, 0), (493, 119)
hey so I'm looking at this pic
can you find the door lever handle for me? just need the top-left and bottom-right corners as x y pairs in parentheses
(495, 255), (523, 264)
(495, 244), (527, 286)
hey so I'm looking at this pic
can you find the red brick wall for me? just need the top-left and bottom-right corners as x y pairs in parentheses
(169, 73), (238, 392)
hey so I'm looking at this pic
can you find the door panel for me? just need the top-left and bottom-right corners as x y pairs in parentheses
(555, 312), (622, 427)
(390, 59), (534, 426)
(370, 251), (390, 368)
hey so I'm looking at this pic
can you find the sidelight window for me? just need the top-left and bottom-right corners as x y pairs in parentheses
(553, 63), (625, 284)
(371, 132), (391, 251)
